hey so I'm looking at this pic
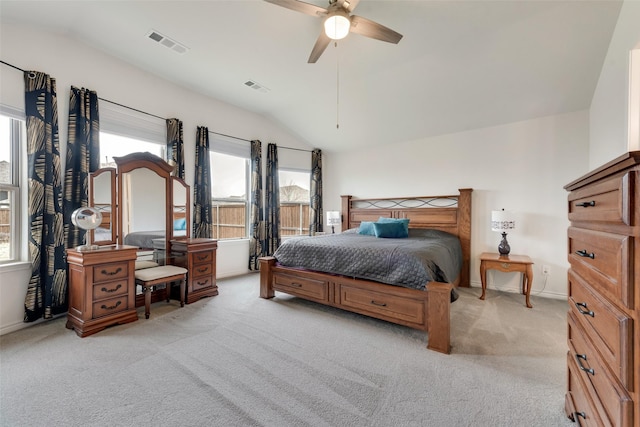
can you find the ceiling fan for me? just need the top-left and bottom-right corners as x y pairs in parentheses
(264, 0), (403, 63)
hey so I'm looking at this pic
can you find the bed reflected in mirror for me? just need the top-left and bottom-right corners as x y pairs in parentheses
(171, 176), (190, 241)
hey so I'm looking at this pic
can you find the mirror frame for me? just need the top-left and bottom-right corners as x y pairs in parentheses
(88, 167), (116, 246)
(114, 152), (175, 254)
(170, 176), (191, 241)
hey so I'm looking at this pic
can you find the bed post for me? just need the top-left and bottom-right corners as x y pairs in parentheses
(457, 188), (473, 288)
(341, 195), (352, 231)
(259, 257), (276, 299)
(427, 281), (452, 354)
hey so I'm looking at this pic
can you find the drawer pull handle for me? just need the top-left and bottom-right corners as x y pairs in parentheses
(573, 411), (586, 421)
(101, 267), (123, 276)
(290, 282), (303, 288)
(197, 255), (208, 261)
(100, 300), (122, 311)
(575, 354), (594, 375)
(197, 267), (208, 273)
(575, 302), (594, 317)
(575, 250), (595, 259)
(197, 280), (209, 286)
(371, 300), (387, 307)
(575, 201), (596, 208)
(101, 284), (122, 294)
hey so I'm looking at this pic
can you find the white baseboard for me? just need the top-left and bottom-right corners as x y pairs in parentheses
(467, 280), (567, 300)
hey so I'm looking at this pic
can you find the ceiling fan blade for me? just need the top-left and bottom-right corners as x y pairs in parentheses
(350, 15), (403, 44)
(308, 31), (331, 63)
(264, 0), (327, 17)
(337, 0), (360, 13)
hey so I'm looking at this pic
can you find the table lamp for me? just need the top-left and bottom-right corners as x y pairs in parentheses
(326, 211), (341, 234)
(491, 209), (515, 256)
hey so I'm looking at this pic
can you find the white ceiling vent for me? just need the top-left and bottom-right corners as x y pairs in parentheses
(146, 30), (189, 54)
(244, 80), (270, 93)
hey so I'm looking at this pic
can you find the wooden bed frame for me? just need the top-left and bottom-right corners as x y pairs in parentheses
(259, 188), (472, 354)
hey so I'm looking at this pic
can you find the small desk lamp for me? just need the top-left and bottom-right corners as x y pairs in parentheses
(326, 211), (341, 234)
(491, 209), (515, 256)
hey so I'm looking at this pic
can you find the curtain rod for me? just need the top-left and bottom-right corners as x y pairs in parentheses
(2, 60), (314, 152)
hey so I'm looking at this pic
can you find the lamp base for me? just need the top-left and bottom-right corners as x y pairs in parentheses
(498, 232), (511, 256)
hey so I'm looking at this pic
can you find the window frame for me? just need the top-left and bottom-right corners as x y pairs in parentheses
(0, 115), (24, 264)
(209, 149), (251, 241)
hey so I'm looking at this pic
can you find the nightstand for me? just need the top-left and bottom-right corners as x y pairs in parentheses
(479, 252), (534, 308)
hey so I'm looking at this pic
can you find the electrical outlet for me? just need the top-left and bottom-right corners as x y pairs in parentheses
(542, 265), (551, 275)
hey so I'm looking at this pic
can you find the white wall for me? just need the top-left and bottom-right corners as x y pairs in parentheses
(0, 23), (312, 335)
(589, 1), (640, 168)
(324, 110), (590, 299)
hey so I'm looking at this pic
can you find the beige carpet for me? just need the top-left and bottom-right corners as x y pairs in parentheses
(0, 274), (572, 426)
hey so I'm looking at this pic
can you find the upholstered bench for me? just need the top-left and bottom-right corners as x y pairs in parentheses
(134, 265), (188, 319)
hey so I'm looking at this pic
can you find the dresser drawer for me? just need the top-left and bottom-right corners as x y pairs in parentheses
(568, 172), (634, 226)
(567, 353), (605, 426)
(93, 261), (129, 283)
(93, 279), (128, 300)
(192, 276), (214, 291)
(192, 251), (213, 264)
(568, 270), (633, 388)
(92, 295), (129, 318)
(339, 285), (425, 326)
(568, 227), (632, 308)
(191, 263), (213, 278)
(568, 313), (633, 427)
(273, 272), (329, 303)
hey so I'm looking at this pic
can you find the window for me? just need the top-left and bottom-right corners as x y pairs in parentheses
(99, 132), (164, 168)
(0, 115), (24, 263)
(279, 169), (310, 236)
(210, 151), (249, 240)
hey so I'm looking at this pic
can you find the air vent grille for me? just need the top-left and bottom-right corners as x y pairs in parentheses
(146, 30), (189, 55)
(244, 80), (270, 93)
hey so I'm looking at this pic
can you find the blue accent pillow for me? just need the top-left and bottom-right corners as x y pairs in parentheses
(358, 221), (376, 236)
(377, 217), (410, 235)
(373, 221), (409, 238)
(174, 218), (187, 230)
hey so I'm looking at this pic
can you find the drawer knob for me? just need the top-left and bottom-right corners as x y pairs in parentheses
(101, 284), (122, 294)
(371, 300), (387, 307)
(575, 250), (595, 259)
(575, 302), (594, 317)
(575, 200), (596, 208)
(575, 354), (595, 376)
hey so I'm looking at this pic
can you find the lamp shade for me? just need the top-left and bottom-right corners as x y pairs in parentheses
(491, 210), (515, 232)
(324, 12), (350, 40)
(326, 211), (341, 226)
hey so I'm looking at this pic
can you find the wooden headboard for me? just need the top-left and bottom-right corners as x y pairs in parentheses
(340, 188), (473, 287)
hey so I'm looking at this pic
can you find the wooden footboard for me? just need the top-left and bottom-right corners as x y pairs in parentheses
(259, 256), (453, 354)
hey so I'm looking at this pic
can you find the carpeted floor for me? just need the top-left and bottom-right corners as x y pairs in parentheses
(0, 274), (572, 426)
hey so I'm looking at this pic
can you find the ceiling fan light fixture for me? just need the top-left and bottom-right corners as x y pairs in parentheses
(324, 11), (350, 40)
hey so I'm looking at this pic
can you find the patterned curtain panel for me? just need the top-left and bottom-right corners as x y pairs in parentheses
(265, 143), (280, 255)
(166, 118), (185, 180)
(248, 140), (264, 271)
(24, 71), (67, 321)
(193, 126), (212, 238)
(63, 86), (100, 249)
(309, 148), (323, 235)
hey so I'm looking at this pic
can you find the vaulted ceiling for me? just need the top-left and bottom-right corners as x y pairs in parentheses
(0, 0), (623, 152)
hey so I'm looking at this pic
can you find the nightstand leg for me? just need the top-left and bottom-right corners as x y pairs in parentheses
(479, 261), (487, 300)
(524, 265), (533, 308)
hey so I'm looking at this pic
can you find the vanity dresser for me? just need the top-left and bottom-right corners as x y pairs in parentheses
(564, 151), (639, 426)
(66, 245), (139, 337)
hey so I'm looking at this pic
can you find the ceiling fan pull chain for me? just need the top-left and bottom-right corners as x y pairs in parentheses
(336, 41), (340, 129)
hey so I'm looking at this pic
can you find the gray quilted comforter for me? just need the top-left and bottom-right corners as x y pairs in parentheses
(272, 228), (462, 291)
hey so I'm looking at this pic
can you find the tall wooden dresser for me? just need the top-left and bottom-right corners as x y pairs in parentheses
(66, 245), (139, 337)
(564, 151), (640, 426)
